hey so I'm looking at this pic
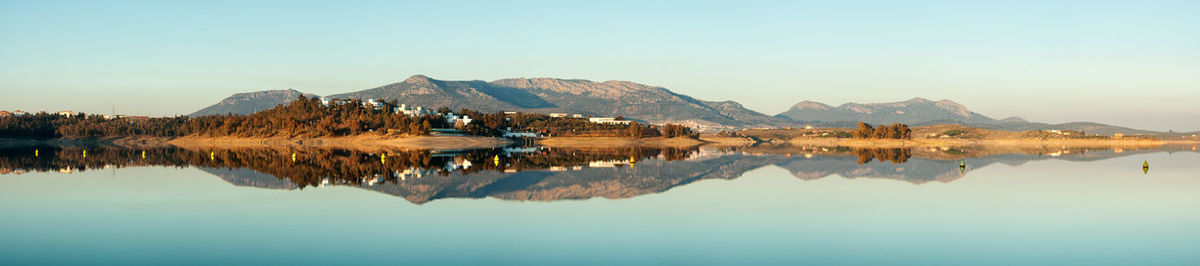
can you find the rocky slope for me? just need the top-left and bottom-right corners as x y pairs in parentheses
(190, 89), (316, 116)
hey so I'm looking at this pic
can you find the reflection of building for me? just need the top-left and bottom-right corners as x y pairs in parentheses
(444, 157), (473, 172)
(588, 160), (632, 168)
(502, 131), (541, 138)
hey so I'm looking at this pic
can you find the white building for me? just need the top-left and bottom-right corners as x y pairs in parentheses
(394, 104), (434, 117)
(56, 110), (79, 117)
(364, 99), (386, 110)
(588, 117), (632, 125)
(444, 112), (472, 126)
(549, 113), (568, 118)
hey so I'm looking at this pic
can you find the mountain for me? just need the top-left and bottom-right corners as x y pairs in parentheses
(777, 97), (997, 125)
(777, 98), (1170, 135)
(190, 89), (316, 116)
(325, 75), (787, 128)
(920, 120), (1165, 136)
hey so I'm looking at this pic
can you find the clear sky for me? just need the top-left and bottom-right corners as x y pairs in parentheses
(1, 0), (1197, 131)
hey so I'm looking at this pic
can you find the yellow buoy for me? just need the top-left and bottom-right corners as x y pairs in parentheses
(291, 152), (297, 162)
(1143, 160), (1149, 174)
(494, 155), (500, 166)
(210, 151), (215, 161)
(34, 149), (38, 157)
(141, 150), (146, 159)
(82, 150), (86, 158)
(381, 153), (386, 164)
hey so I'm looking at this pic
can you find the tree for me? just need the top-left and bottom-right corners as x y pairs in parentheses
(628, 121), (642, 138)
(855, 122), (874, 138)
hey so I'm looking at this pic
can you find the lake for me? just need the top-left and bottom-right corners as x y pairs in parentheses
(1, 144), (1198, 265)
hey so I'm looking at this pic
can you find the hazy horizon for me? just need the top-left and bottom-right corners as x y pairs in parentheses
(2, 1), (1197, 131)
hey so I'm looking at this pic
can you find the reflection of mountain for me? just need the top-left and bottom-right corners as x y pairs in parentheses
(358, 152), (771, 204)
(197, 167), (299, 190)
(2, 144), (1194, 204)
(775, 157), (964, 184)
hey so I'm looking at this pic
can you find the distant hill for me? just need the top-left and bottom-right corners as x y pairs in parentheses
(190, 89), (316, 116)
(911, 120), (1165, 136)
(778, 97), (1169, 135)
(326, 75), (789, 128)
(777, 97), (1000, 125)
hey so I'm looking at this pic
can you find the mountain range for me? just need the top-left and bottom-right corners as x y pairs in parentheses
(191, 75), (1171, 134)
(777, 97), (1014, 125)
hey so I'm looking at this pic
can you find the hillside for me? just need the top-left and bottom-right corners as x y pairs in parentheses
(777, 97), (999, 125)
(190, 89), (316, 116)
(327, 75), (788, 129)
(778, 98), (1168, 135)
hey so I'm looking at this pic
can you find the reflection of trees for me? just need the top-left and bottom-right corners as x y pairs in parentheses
(0, 145), (699, 188)
(854, 148), (912, 165)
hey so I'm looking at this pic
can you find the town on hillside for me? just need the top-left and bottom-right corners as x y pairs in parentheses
(0, 96), (697, 140)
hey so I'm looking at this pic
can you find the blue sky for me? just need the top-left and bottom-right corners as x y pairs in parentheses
(1, 0), (1197, 131)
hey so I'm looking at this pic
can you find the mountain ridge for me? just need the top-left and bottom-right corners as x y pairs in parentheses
(190, 76), (1172, 135)
(190, 89), (316, 117)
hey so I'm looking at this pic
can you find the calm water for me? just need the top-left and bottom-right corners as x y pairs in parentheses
(1, 145), (1198, 265)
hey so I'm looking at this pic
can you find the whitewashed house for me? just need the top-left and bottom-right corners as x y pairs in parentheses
(588, 117), (632, 125)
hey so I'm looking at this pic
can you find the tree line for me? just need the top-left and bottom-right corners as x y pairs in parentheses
(854, 122), (912, 139)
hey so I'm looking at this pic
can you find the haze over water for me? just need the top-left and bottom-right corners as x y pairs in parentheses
(1, 145), (1198, 265)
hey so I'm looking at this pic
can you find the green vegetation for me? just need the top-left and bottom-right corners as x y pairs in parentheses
(941, 129), (968, 137)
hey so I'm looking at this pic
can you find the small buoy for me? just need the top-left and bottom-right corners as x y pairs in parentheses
(82, 150), (86, 158)
(291, 153), (296, 162)
(1143, 160), (1149, 174)
(494, 155), (500, 166)
(141, 150), (146, 159)
(34, 149), (38, 157)
(381, 153), (386, 164)
(210, 151), (214, 160)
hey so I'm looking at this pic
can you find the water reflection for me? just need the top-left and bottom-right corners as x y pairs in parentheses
(1, 144), (1193, 204)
